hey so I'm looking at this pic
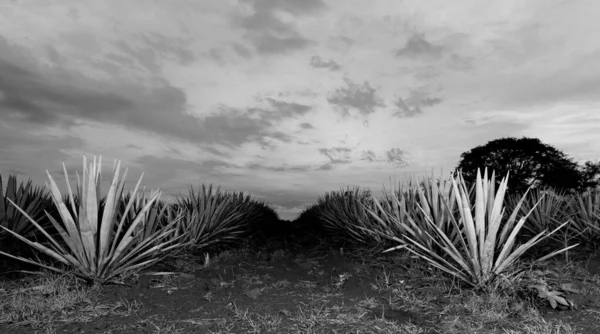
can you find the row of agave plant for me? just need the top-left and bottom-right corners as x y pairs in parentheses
(0, 155), (279, 285)
(303, 169), (599, 291)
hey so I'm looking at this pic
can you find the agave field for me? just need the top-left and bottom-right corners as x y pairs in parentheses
(1, 155), (600, 333)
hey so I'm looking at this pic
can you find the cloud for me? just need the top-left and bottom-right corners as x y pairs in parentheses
(201, 106), (296, 148)
(316, 163), (333, 170)
(204, 146), (231, 157)
(327, 78), (386, 116)
(361, 150), (377, 162)
(253, 33), (314, 54)
(100, 53), (137, 75)
(112, 33), (195, 73)
(318, 147), (353, 164)
(201, 109), (272, 146)
(208, 48), (226, 65)
(0, 57), (134, 127)
(309, 55), (341, 70)
(359, 148), (409, 167)
(205, 44), (253, 67)
(328, 35), (354, 51)
(231, 42), (253, 59)
(0, 121), (87, 179)
(497, 59), (600, 108)
(279, 89), (319, 99)
(396, 33), (445, 60)
(261, 97), (312, 119)
(45, 45), (64, 65)
(0, 53), (293, 149)
(270, 131), (294, 142)
(386, 148), (409, 167)
(299, 122), (314, 130)
(233, 0), (327, 55)
(464, 116), (492, 126)
(257, 131), (294, 150)
(0, 36), (207, 140)
(244, 0), (327, 14)
(247, 162), (312, 172)
(393, 87), (443, 118)
(132, 155), (238, 187)
(62, 31), (102, 54)
(0, 37), (315, 150)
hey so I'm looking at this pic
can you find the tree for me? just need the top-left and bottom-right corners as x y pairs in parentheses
(578, 160), (600, 189)
(455, 137), (584, 194)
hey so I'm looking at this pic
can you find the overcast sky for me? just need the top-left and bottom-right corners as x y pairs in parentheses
(1, 0), (600, 220)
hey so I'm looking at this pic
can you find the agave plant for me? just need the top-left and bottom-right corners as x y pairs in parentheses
(365, 176), (463, 255)
(0, 174), (53, 241)
(504, 187), (575, 258)
(566, 187), (600, 249)
(170, 184), (263, 252)
(43, 192), (108, 241)
(294, 204), (328, 236)
(314, 187), (380, 245)
(106, 189), (191, 260)
(115, 190), (170, 237)
(363, 168), (579, 290)
(0, 155), (188, 284)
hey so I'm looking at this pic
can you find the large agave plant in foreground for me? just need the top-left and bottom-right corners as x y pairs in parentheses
(363, 168), (579, 290)
(0, 156), (187, 284)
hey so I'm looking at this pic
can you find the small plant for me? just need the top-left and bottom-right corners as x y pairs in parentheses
(514, 269), (579, 310)
(529, 281), (577, 310)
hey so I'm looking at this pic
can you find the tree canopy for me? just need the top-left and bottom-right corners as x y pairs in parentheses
(455, 137), (598, 194)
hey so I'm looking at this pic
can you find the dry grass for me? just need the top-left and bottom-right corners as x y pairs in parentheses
(2, 240), (599, 333)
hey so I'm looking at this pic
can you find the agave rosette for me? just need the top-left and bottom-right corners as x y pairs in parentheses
(0, 155), (188, 284)
(566, 187), (600, 247)
(363, 168), (578, 289)
(315, 187), (378, 245)
(0, 175), (52, 241)
(171, 184), (262, 251)
(504, 188), (574, 255)
(367, 176), (462, 254)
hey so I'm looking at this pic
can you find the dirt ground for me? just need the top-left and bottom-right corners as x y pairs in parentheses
(2, 230), (600, 333)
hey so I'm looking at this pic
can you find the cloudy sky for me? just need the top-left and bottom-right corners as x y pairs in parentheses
(1, 0), (600, 220)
